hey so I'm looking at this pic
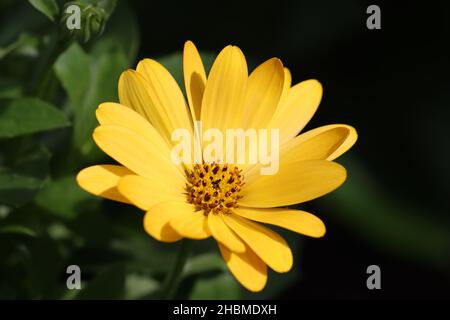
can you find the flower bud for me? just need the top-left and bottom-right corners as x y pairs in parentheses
(60, 1), (108, 43)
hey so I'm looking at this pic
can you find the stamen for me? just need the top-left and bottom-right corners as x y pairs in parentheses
(185, 162), (244, 215)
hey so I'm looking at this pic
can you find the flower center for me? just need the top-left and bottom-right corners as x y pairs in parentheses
(185, 163), (244, 215)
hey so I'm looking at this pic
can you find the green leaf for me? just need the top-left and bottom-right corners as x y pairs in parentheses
(75, 264), (125, 299)
(0, 97), (70, 138)
(0, 33), (38, 60)
(54, 42), (127, 160)
(125, 273), (159, 299)
(189, 273), (241, 300)
(0, 224), (37, 237)
(111, 225), (178, 276)
(0, 77), (22, 99)
(0, 142), (50, 207)
(28, 0), (59, 21)
(180, 253), (241, 299)
(34, 175), (99, 220)
(183, 252), (226, 278)
(54, 44), (90, 110)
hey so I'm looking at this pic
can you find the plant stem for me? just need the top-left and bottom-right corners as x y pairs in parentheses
(161, 239), (190, 299)
(31, 30), (72, 99)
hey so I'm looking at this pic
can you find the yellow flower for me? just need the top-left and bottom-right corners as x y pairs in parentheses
(76, 41), (357, 292)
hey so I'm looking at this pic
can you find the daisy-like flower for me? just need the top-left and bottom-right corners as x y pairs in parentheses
(77, 41), (357, 292)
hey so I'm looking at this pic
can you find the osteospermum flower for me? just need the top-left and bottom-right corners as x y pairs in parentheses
(77, 41), (357, 292)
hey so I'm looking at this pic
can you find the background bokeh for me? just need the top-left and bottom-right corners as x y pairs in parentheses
(0, 0), (449, 299)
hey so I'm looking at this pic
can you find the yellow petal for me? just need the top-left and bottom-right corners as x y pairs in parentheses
(269, 79), (322, 145)
(118, 70), (181, 146)
(240, 159), (346, 208)
(208, 213), (245, 253)
(183, 41), (207, 121)
(235, 207), (326, 238)
(292, 124), (358, 160)
(283, 67), (292, 92)
(117, 175), (185, 211)
(222, 213), (293, 273)
(118, 70), (154, 124)
(243, 58), (284, 129)
(167, 202), (211, 239)
(136, 59), (193, 141)
(280, 126), (351, 163)
(201, 45), (247, 131)
(93, 125), (185, 188)
(76, 165), (132, 203)
(219, 243), (267, 292)
(96, 102), (176, 162)
(243, 125), (354, 184)
(144, 202), (184, 242)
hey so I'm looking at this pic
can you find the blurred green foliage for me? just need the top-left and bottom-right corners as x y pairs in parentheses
(28, 0), (60, 22)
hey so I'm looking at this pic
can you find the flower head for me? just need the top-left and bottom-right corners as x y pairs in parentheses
(77, 41), (357, 292)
